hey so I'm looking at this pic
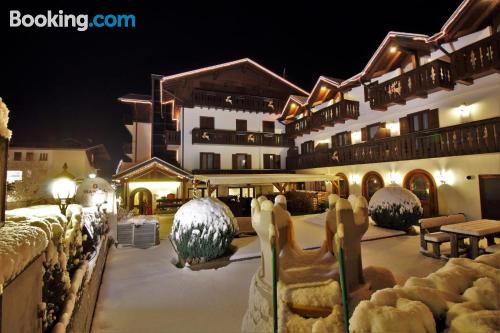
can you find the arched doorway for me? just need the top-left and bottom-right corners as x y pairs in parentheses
(362, 171), (384, 202)
(129, 187), (153, 215)
(334, 173), (349, 199)
(404, 170), (438, 218)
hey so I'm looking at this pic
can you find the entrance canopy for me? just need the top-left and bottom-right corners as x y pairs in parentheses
(193, 173), (338, 186)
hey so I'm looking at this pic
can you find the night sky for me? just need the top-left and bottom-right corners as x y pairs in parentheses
(1, 1), (463, 176)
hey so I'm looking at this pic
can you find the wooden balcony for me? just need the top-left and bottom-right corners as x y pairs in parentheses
(192, 169), (290, 175)
(192, 89), (284, 114)
(192, 128), (293, 147)
(367, 59), (455, 111)
(451, 32), (500, 84)
(286, 100), (360, 137)
(287, 117), (500, 170)
(165, 130), (181, 145)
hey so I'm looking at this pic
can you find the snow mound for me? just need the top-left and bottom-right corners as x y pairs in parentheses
(350, 298), (436, 333)
(462, 277), (499, 310)
(171, 198), (237, 263)
(447, 310), (500, 333)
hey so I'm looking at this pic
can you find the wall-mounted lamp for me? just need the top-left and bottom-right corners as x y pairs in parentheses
(458, 103), (471, 118)
(389, 46), (398, 54)
(386, 121), (400, 136)
(351, 130), (362, 144)
(349, 174), (361, 185)
(436, 170), (454, 186)
(387, 172), (402, 185)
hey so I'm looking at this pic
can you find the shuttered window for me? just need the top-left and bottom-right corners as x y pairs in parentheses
(262, 121), (275, 133)
(232, 153), (252, 169)
(407, 109), (439, 133)
(200, 152), (220, 169)
(263, 154), (281, 169)
(200, 116), (214, 129)
(236, 119), (247, 132)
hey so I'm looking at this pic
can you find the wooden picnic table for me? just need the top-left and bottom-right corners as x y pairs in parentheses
(441, 219), (500, 258)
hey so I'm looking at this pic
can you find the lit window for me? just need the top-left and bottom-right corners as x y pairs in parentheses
(26, 152), (34, 161)
(13, 152), (22, 161)
(39, 153), (48, 161)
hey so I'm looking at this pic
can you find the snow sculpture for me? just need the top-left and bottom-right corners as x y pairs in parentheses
(368, 184), (423, 231)
(242, 195), (394, 333)
(350, 251), (500, 332)
(171, 198), (237, 264)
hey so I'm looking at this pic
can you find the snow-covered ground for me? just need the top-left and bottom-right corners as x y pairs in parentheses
(91, 218), (444, 333)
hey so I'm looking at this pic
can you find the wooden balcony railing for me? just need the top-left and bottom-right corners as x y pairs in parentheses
(367, 59), (454, 111)
(451, 32), (500, 84)
(286, 100), (360, 137)
(192, 89), (284, 114)
(165, 130), (181, 145)
(287, 117), (500, 170)
(192, 128), (293, 147)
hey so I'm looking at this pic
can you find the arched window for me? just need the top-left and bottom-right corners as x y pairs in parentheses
(334, 173), (349, 199)
(403, 169), (438, 217)
(362, 171), (385, 201)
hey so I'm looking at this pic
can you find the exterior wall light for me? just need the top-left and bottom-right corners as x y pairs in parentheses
(436, 170), (454, 186)
(389, 46), (398, 53)
(51, 163), (76, 215)
(458, 103), (471, 118)
(387, 172), (402, 185)
(351, 131), (362, 144)
(349, 174), (360, 185)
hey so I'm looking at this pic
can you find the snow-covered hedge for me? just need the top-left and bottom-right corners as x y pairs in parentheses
(171, 198), (238, 264)
(368, 185), (422, 231)
(0, 97), (12, 139)
(3, 205), (107, 332)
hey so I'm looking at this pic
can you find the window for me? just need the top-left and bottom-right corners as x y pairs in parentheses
(200, 116), (214, 129)
(25, 152), (34, 161)
(301, 141), (314, 154)
(13, 152), (22, 161)
(229, 187), (254, 198)
(263, 154), (281, 169)
(262, 121), (275, 133)
(368, 124), (380, 140)
(200, 152), (220, 170)
(408, 109), (438, 133)
(332, 131), (351, 147)
(236, 119), (247, 132)
(232, 153), (251, 169)
(39, 153), (48, 161)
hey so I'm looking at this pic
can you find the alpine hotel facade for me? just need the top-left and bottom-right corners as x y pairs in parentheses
(115, 0), (500, 221)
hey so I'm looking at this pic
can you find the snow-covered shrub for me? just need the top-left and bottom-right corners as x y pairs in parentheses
(368, 185), (422, 231)
(171, 198), (237, 264)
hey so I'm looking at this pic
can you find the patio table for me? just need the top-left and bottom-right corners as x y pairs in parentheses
(441, 219), (500, 258)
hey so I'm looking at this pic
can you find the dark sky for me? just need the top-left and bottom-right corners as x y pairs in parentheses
(1, 1), (463, 176)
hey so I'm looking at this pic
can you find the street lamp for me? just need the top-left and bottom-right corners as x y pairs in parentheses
(51, 163), (76, 215)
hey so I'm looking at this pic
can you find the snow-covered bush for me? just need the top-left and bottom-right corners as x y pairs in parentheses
(368, 185), (422, 231)
(171, 198), (237, 264)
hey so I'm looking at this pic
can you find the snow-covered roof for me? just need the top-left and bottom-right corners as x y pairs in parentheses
(194, 173), (339, 185)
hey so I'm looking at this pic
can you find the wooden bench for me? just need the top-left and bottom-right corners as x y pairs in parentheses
(419, 214), (466, 258)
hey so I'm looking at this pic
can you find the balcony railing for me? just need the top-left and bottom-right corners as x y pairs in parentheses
(367, 59), (455, 111)
(287, 117), (500, 170)
(286, 100), (360, 137)
(192, 128), (293, 147)
(165, 130), (181, 145)
(192, 89), (284, 114)
(451, 32), (500, 83)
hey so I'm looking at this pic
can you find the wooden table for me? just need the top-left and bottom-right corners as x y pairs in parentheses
(441, 219), (500, 258)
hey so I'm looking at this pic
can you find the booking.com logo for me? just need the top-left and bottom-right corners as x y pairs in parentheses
(10, 10), (136, 31)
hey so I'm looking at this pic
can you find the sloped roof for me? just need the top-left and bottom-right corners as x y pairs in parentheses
(114, 157), (192, 180)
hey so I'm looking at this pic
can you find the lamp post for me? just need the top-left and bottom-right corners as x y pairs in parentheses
(51, 163), (76, 215)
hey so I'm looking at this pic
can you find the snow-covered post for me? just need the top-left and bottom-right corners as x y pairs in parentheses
(0, 98), (12, 224)
(335, 222), (349, 333)
(269, 224), (278, 333)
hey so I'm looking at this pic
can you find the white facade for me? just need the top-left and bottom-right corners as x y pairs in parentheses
(180, 106), (288, 171)
(125, 122), (152, 163)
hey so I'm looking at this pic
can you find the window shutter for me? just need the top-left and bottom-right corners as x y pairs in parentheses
(332, 135), (338, 147)
(200, 153), (205, 169)
(428, 109), (439, 129)
(275, 155), (281, 169)
(263, 154), (270, 169)
(361, 127), (368, 141)
(214, 154), (221, 169)
(232, 154), (237, 169)
(399, 116), (409, 135)
(236, 119), (247, 132)
(246, 154), (252, 169)
(346, 131), (352, 145)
